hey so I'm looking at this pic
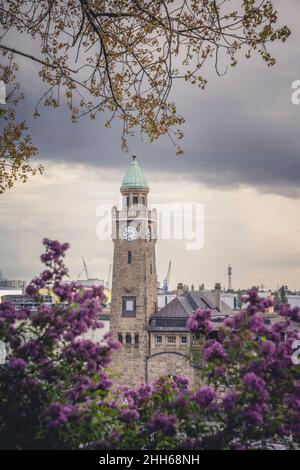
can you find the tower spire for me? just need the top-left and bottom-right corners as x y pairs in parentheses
(121, 155), (149, 192)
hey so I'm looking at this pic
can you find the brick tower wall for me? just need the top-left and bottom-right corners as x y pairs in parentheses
(110, 206), (157, 386)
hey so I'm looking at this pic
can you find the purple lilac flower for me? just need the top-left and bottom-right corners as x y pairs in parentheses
(193, 386), (216, 407)
(243, 372), (269, 401)
(244, 410), (263, 426)
(187, 308), (213, 336)
(148, 412), (177, 436)
(204, 341), (227, 361)
(174, 391), (188, 408)
(120, 408), (140, 423)
(0, 301), (17, 323)
(123, 384), (153, 408)
(249, 315), (266, 334)
(243, 288), (274, 316)
(208, 366), (226, 379)
(261, 340), (276, 356)
(44, 403), (78, 429)
(173, 375), (189, 389)
(280, 305), (300, 322)
(8, 357), (28, 371)
(222, 391), (238, 412)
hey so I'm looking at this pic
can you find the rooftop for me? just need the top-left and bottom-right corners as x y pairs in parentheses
(149, 290), (234, 332)
(121, 155), (149, 191)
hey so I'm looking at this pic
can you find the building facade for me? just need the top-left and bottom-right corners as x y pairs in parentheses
(110, 156), (158, 385)
(110, 157), (235, 386)
(147, 284), (234, 384)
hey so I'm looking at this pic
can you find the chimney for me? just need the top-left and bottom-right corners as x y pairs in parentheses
(215, 283), (221, 311)
(176, 282), (184, 297)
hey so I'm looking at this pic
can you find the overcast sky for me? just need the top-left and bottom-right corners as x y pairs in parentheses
(1, 1), (300, 291)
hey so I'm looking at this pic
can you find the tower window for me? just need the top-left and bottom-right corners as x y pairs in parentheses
(133, 194), (138, 205)
(126, 195), (130, 208)
(156, 335), (162, 344)
(126, 334), (132, 344)
(122, 296), (136, 317)
(134, 334), (139, 344)
(181, 336), (187, 344)
(128, 251), (132, 264)
(118, 334), (123, 343)
(142, 196), (145, 206)
(150, 264), (152, 275)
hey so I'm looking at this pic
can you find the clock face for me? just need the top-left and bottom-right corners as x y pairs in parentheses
(123, 225), (139, 241)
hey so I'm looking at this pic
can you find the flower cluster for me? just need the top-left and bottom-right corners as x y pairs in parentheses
(148, 413), (177, 436)
(204, 340), (227, 362)
(0, 239), (118, 449)
(184, 288), (300, 448)
(243, 372), (269, 401)
(187, 308), (213, 337)
(193, 386), (216, 408)
(44, 403), (79, 429)
(1, 243), (300, 450)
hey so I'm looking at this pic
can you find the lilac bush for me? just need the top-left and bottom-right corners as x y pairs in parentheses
(85, 290), (300, 450)
(1, 240), (300, 449)
(165, 290), (300, 449)
(0, 238), (120, 449)
(187, 290), (300, 449)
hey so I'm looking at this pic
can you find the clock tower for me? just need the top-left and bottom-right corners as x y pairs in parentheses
(110, 156), (158, 385)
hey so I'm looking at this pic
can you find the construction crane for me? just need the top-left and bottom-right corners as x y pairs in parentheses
(106, 264), (112, 290)
(82, 257), (89, 280)
(77, 257), (90, 280)
(163, 260), (172, 306)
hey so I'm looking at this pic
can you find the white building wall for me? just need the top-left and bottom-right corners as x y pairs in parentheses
(157, 293), (176, 310)
(287, 295), (300, 309)
(0, 288), (23, 302)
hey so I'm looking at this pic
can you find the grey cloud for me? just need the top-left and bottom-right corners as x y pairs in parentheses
(9, 1), (300, 198)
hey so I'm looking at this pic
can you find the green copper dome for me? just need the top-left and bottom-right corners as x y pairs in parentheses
(121, 155), (149, 191)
